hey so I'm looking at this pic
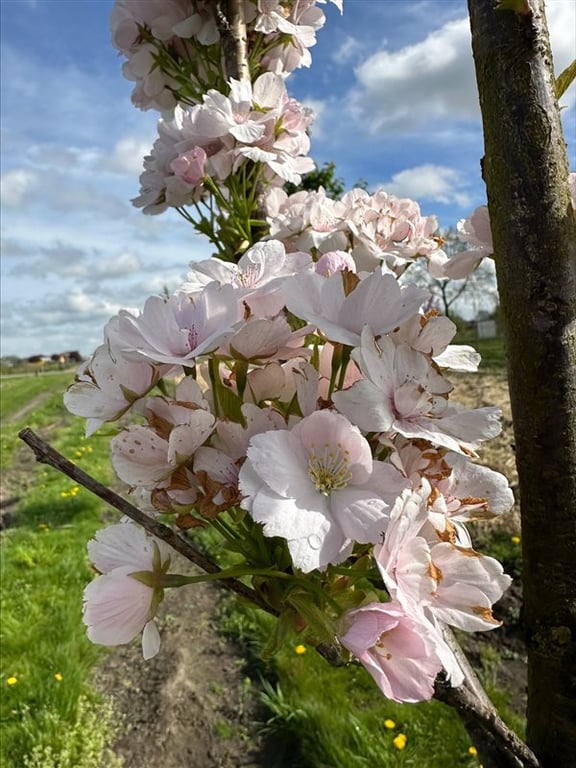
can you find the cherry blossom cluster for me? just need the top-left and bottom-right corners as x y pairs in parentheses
(264, 185), (464, 278)
(110, 0), (342, 112)
(133, 73), (314, 215)
(71, 0), (517, 706)
(68, 238), (513, 701)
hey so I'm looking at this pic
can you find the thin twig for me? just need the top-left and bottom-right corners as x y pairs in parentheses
(18, 428), (276, 615)
(441, 624), (494, 709)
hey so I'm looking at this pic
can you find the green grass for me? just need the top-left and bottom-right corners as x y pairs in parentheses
(0, 373), (78, 473)
(0, 371), (75, 422)
(453, 332), (507, 371)
(217, 601), (481, 768)
(0, 374), (121, 768)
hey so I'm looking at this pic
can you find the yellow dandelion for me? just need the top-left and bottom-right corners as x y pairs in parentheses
(7, 677), (18, 686)
(54, 673), (63, 682)
(393, 733), (407, 750)
(384, 719), (396, 729)
(60, 491), (69, 499)
(469, 746), (478, 756)
(86, 446), (93, 453)
(511, 536), (521, 545)
(294, 644), (307, 655)
(75, 450), (83, 458)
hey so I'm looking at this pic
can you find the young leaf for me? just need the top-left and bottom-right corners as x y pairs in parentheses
(496, 0), (531, 14)
(555, 59), (576, 101)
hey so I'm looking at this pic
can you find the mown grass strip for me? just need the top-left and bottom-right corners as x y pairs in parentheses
(0, 372), (74, 422)
(0, 375), (121, 768)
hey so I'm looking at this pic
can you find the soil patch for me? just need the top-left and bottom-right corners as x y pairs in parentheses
(96, 556), (266, 768)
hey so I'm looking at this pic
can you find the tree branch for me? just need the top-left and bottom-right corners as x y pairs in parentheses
(216, 0), (250, 83)
(434, 677), (539, 768)
(18, 427), (275, 615)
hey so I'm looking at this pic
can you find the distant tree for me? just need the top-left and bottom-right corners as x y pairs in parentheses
(284, 160), (345, 199)
(285, 161), (371, 200)
(400, 228), (499, 321)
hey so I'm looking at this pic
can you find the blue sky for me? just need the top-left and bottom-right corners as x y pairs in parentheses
(1, 0), (574, 358)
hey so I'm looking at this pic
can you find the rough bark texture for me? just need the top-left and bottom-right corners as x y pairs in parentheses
(217, 0), (250, 83)
(467, 2), (576, 766)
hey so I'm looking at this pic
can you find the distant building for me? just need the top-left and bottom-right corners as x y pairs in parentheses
(476, 319), (498, 339)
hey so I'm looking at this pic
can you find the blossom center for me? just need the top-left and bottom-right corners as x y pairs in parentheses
(307, 441), (352, 495)
(235, 264), (261, 288)
(375, 631), (393, 660)
(187, 325), (199, 350)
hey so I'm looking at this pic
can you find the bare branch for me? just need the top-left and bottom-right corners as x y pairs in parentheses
(436, 627), (540, 768)
(434, 677), (539, 768)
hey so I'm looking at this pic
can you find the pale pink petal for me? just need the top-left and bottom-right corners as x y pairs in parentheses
(83, 567), (152, 646)
(111, 426), (171, 487)
(88, 522), (157, 573)
(142, 620), (161, 659)
(339, 602), (442, 703)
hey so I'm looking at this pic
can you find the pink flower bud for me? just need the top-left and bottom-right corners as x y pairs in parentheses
(170, 146), (207, 185)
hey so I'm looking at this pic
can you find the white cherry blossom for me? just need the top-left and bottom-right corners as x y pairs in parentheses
(83, 522), (172, 659)
(107, 283), (243, 367)
(283, 269), (426, 347)
(333, 328), (502, 454)
(239, 409), (408, 573)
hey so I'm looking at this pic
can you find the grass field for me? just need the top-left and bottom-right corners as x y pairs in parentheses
(456, 332), (507, 370)
(0, 373), (120, 768)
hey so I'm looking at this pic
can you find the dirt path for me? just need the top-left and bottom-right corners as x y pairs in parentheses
(96, 555), (266, 768)
(3, 391), (52, 424)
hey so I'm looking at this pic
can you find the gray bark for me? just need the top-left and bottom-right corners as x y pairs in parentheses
(467, 1), (576, 766)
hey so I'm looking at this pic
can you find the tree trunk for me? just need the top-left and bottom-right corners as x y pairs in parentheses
(467, 2), (576, 766)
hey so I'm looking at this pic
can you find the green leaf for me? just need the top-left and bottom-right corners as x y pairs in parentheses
(555, 59), (576, 100)
(287, 590), (337, 645)
(496, 0), (531, 13)
(261, 607), (299, 659)
(216, 384), (244, 423)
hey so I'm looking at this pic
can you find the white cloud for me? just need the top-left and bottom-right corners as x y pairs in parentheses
(352, 18), (475, 133)
(1, 169), (38, 206)
(93, 251), (143, 278)
(332, 35), (363, 64)
(22, 289), (125, 326)
(350, 2), (576, 134)
(7, 240), (143, 280)
(302, 98), (327, 139)
(381, 164), (471, 207)
(102, 136), (154, 175)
